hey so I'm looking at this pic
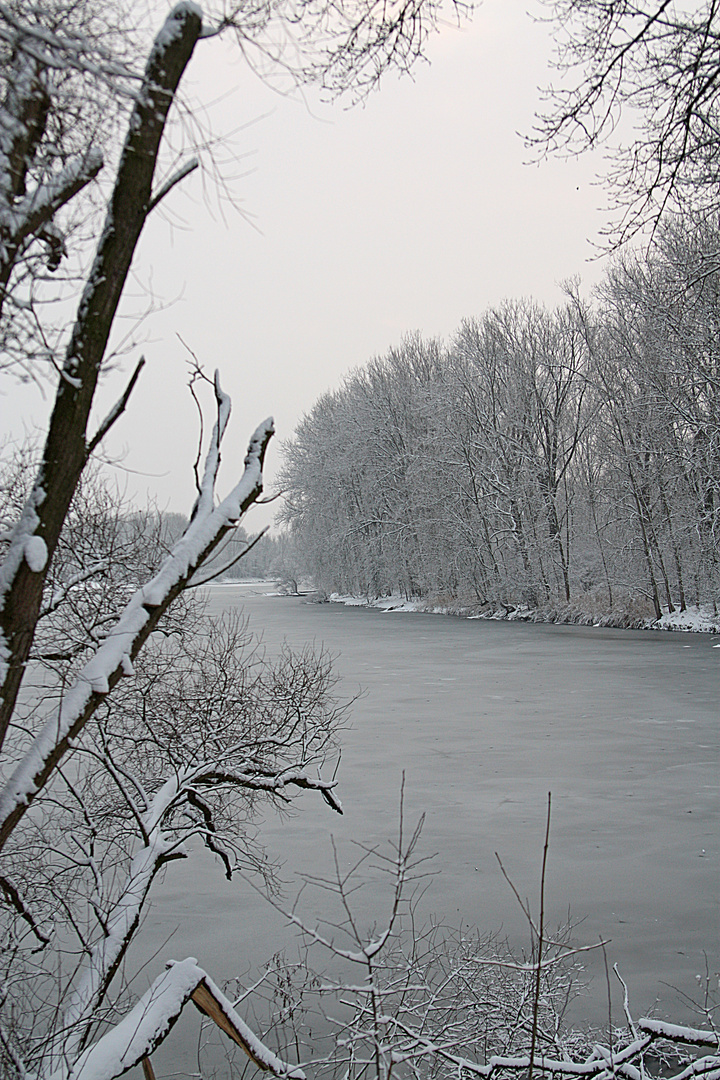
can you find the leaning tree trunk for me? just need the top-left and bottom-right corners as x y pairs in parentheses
(0, 4), (202, 752)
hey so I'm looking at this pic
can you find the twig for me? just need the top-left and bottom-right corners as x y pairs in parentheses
(147, 158), (198, 213)
(529, 792), (552, 1080)
(188, 526), (270, 587)
(86, 357), (145, 454)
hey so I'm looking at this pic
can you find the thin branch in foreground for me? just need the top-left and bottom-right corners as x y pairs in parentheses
(529, 792), (552, 1080)
(87, 356), (146, 454)
(147, 158), (199, 214)
(188, 526), (270, 587)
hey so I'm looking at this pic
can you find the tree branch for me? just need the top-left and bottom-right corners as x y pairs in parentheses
(147, 157), (199, 214)
(0, 415), (273, 853)
(188, 525), (269, 587)
(86, 356), (146, 454)
(0, 873), (50, 946)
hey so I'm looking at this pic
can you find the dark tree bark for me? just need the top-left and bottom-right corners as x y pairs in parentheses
(0, 4), (203, 751)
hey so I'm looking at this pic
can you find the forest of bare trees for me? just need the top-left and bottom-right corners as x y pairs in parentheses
(280, 217), (720, 621)
(279, 0), (720, 620)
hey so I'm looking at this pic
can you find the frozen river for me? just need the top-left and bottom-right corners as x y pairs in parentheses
(139, 585), (718, 1072)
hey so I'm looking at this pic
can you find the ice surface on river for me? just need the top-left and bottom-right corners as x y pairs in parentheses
(137, 585), (718, 1075)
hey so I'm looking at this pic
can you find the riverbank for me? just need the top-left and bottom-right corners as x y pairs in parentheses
(324, 592), (720, 633)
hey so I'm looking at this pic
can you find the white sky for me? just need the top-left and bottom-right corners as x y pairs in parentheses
(4, 0), (612, 527)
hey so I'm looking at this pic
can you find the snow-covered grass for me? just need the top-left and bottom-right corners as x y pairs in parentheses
(324, 593), (720, 634)
(656, 606), (720, 633)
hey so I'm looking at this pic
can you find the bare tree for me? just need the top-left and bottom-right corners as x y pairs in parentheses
(534, 0), (720, 245)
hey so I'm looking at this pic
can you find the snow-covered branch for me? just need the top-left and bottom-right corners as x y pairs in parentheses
(469, 938), (608, 972)
(637, 1021), (719, 1049)
(27, 621), (342, 1062)
(147, 158), (199, 214)
(0, 3), (141, 89)
(190, 370), (232, 523)
(51, 761), (337, 1066)
(38, 561), (111, 621)
(60, 801), (186, 1055)
(0, 414), (274, 852)
(188, 764), (343, 813)
(0, 149), (103, 270)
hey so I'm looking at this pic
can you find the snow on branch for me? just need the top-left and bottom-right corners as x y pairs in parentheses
(0, 150), (103, 256)
(190, 972), (306, 1078)
(190, 370), (232, 523)
(0, 0), (203, 751)
(0, 487), (46, 680)
(147, 158), (199, 214)
(0, 414), (274, 852)
(188, 524), (269, 587)
(0, 2), (142, 90)
(637, 1020), (720, 1049)
(190, 765), (343, 814)
(60, 753), (339, 1048)
(323, 1021), (720, 1080)
(60, 808), (185, 1051)
(38, 561), (111, 620)
(469, 938), (608, 972)
(0, 38), (103, 304)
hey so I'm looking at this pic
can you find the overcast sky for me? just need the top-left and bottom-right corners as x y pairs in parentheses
(6, 0), (613, 527)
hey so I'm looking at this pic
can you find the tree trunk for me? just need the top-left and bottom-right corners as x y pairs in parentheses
(0, 5), (203, 749)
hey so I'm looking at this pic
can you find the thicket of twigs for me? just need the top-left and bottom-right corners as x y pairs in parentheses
(200, 795), (719, 1080)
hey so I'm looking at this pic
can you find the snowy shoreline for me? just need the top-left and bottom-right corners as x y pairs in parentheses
(202, 580), (720, 634)
(322, 592), (720, 634)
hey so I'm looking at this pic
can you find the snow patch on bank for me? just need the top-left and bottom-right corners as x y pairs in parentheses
(655, 607), (720, 633)
(328, 594), (424, 613)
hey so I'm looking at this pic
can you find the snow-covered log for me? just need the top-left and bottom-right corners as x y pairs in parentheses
(45, 957), (305, 1080)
